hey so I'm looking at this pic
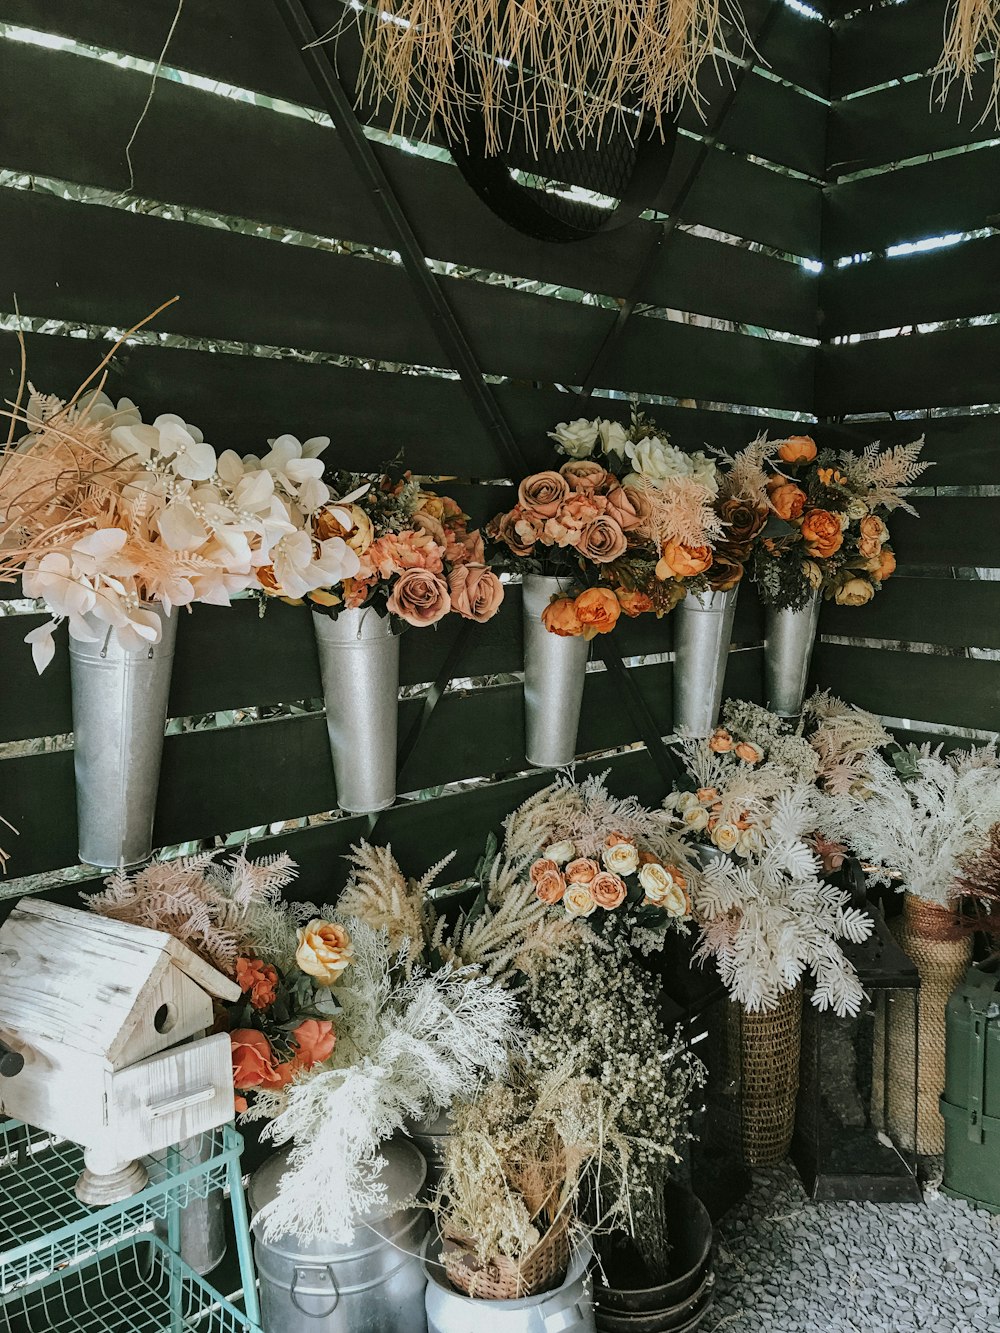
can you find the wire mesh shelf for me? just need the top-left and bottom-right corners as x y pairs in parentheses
(0, 1119), (239, 1292)
(0, 1234), (255, 1333)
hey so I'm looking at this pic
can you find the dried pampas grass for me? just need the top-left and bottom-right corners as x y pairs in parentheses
(327, 0), (741, 154)
(935, 0), (1000, 123)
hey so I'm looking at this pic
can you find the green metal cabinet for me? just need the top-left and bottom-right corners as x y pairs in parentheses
(940, 961), (1000, 1214)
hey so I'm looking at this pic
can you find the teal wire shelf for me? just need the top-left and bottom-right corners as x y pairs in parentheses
(1, 1234), (253, 1333)
(0, 1119), (237, 1292)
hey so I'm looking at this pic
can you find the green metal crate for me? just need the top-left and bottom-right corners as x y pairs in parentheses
(940, 961), (1000, 1214)
(0, 1234), (253, 1333)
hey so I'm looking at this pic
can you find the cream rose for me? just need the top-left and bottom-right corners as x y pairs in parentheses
(295, 920), (353, 985)
(544, 840), (576, 864)
(737, 827), (765, 858)
(712, 823), (741, 853)
(548, 418), (601, 458)
(602, 841), (640, 876)
(564, 883), (597, 917)
(598, 419), (629, 457)
(683, 806), (710, 832)
(640, 865), (689, 916)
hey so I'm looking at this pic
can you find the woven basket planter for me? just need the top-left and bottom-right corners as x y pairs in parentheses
(882, 894), (972, 1156)
(443, 1214), (570, 1300)
(732, 983), (803, 1167)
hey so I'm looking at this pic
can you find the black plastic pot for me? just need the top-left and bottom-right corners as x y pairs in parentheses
(593, 1184), (714, 1333)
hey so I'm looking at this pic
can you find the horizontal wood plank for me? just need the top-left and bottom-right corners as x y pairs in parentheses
(817, 413), (1000, 487)
(810, 642), (1000, 733)
(828, 70), (997, 178)
(888, 499), (1000, 567)
(830, 0), (944, 97)
(0, 649), (761, 878)
(0, 191), (816, 411)
(817, 326), (1000, 415)
(820, 234), (1000, 337)
(0, 585), (766, 744)
(0, 42), (818, 337)
(822, 145), (1000, 258)
(819, 576), (1000, 648)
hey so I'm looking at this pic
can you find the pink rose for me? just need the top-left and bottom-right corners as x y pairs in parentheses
(560, 459), (610, 493)
(387, 568), (451, 626)
(448, 564), (504, 623)
(604, 485), (647, 533)
(576, 516), (628, 564)
(518, 471), (571, 518)
(490, 508), (540, 557)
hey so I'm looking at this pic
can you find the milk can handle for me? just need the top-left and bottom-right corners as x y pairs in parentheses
(290, 1264), (340, 1318)
(543, 1303), (586, 1332)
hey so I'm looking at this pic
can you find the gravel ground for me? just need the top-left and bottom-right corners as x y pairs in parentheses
(708, 1165), (1000, 1333)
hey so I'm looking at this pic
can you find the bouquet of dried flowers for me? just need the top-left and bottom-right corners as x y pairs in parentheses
(267, 465), (504, 628)
(487, 412), (733, 639)
(718, 432), (929, 612)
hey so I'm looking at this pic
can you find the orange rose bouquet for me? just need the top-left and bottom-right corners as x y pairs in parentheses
(270, 467), (503, 628)
(718, 433), (929, 611)
(487, 412), (730, 637)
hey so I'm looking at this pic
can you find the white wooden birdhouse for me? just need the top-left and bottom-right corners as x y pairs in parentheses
(0, 898), (241, 1203)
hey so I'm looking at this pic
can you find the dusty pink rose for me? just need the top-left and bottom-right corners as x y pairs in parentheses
(566, 857), (599, 885)
(448, 564), (504, 623)
(530, 857), (560, 883)
(518, 471), (571, 518)
(448, 529), (486, 566)
(604, 485), (647, 533)
(560, 459), (610, 493)
(361, 530), (445, 578)
(590, 871), (627, 910)
(387, 568), (451, 625)
(577, 516), (628, 564)
(491, 508), (540, 557)
(534, 870), (566, 905)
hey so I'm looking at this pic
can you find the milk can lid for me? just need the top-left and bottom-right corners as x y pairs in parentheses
(249, 1135), (426, 1244)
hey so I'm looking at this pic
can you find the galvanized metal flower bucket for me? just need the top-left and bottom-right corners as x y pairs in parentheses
(69, 605), (178, 869)
(313, 606), (401, 813)
(522, 575), (588, 768)
(672, 588), (739, 737)
(763, 589), (822, 717)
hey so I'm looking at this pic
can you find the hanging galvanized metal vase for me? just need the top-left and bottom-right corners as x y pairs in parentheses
(313, 606), (401, 814)
(152, 1130), (227, 1275)
(69, 605), (178, 869)
(522, 575), (588, 769)
(764, 589), (822, 718)
(250, 1136), (429, 1333)
(672, 587), (739, 737)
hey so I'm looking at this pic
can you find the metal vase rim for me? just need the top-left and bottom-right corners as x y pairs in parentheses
(672, 586), (739, 738)
(763, 589), (822, 718)
(312, 605), (401, 814)
(69, 603), (178, 869)
(522, 573), (589, 769)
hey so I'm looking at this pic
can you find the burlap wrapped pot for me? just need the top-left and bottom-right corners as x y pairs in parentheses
(729, 983), (803, 1167)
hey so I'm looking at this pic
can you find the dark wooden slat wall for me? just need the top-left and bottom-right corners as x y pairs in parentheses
(0, 1), (830, 896)
(810, 0), (1000, 753)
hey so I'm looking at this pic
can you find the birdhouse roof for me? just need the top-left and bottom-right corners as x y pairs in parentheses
(0, 898), (241, 1060)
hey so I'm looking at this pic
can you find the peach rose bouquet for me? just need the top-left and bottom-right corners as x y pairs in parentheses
(272, 466), (503, 629)
(487, 412), (731, 637)
(715, 433), (929, 611)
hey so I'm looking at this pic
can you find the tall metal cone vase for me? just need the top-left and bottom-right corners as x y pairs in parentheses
(69, 605), (178, 869)
(312, 606), (400, 813)
(522, 574), (589, 768)
(673, 586), (739, 736)
(764, 588), (822, 717)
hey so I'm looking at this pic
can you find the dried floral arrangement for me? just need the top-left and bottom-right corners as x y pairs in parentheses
(668, 697), (885, 1014)
(487, 413), (736, 639)
(955, 821), (1000, 939)
(819, 742), (1000, 910)
(497, 772), (697, 951)
(275, 467), (504, 628)
(714, 432), (930, 612)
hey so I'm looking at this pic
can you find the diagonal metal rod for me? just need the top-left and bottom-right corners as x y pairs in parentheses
(274, 0), (528, 478)
(575, 0), (786, 409)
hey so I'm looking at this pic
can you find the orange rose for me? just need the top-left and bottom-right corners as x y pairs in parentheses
(656, 541), (713, 581)
(615, 586), (653, 617)
(590, 871), (627, 910)
(535, 869), (567, 905)
(777, 435), (817, 464)
(638, 850), (660, 866)
(800, 509), (843, 559)
(256, 564), (280, 592)
(858, 514), (888, 559)
(231, 1030), (287, 1091)
(574, 587), (621, 638)
(566, 857), (599, 885)
(767, 478), (807, 521)
(708, 728), (733, 753)
(605, 830), (635, 847)
(541, 596), (584, 637)
(696, 787), (719, 804)
(559, 459), (610, 493)
(530, 858), (560, 883)
(518, 471), (571, 518)
(734, 741), (763, 764)
(235, 957), (279, 1011)
(868, 547), (896, 582)
(291, 1018), (336, 1068)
